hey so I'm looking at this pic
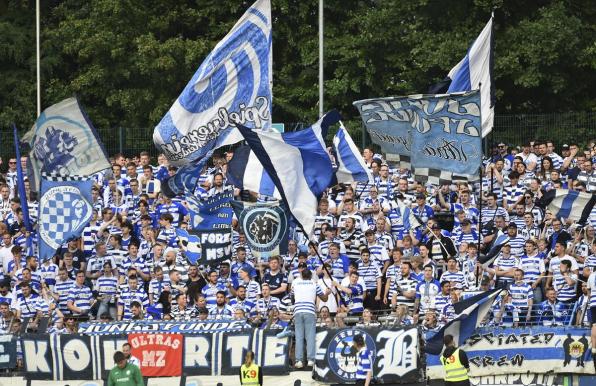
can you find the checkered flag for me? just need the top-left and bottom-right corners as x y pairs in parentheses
(38, 174), (94, 261)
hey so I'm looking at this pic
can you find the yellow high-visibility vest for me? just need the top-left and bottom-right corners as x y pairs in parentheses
(440, 348), (469, 382)
(240, 363), (260, 386)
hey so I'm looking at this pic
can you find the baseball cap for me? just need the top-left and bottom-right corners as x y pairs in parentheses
(415, 193), (426, 200)
(562, 144), (570, 150)
(431, 224), (440, 230)
(507, 222), (518, 228)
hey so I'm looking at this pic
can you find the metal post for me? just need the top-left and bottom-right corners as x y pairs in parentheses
(318, 0), (324, 118)
(118, 127), (124, 155)
(36, 0), (41, 117)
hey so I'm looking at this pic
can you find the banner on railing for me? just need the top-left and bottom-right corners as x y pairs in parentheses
(128, 333), (183, 377)
(78, 319), (251, 335)
(313, 326), (423, 384)
(0, 335), (16, 369)
(426, 327), (594, 379)
(21, 330), (290, 380)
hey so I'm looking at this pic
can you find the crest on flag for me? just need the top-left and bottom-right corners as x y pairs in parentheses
(231, 200), (289, 258)
(153, 0), (273, 166)
(22, 98), (111, 192)
(39, 176), (93, 261)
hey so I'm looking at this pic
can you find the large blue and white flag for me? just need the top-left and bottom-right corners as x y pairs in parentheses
(21, 98), (111, 192)
(186, 189), (234, 230)
(153, 0), (272, 166)
(236, 111), (339, 235)
(226, 145), (280, 198)
(38, 176), (93, 262)
(332, 123), (373, 184)
(539, 189), (596, 224)
(425, 288), (502, 355)
(354, 91), (482, 185)
(13, 126), (32, 231)
(445, 17), (494, 137)
(161, 154), (212, 198)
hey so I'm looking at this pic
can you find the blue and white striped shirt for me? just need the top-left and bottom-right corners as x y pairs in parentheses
(509, 281), (533, 309)
(356, 348), (373, 380)
(67, 283), (94, 315)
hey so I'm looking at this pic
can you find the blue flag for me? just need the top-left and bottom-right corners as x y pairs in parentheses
(446, 16), (494, 137)
(21, 97), (111, 192)
(186, 189), (234, 230)
(236, 111), (339, 235)
(12, 125), (32, 231)
(425, 288), (502, 355)
(226, 145), (280, 198)
(153, 0), (272, 166)
(38, 176), (93, 262)
(354, 91), (482, 185)
(332, 123), (373, 184)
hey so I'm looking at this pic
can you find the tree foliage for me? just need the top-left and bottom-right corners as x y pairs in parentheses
(1, 0), (594, 136)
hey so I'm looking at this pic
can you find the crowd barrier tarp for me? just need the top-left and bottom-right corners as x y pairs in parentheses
(313, 326), (423, 384)
(77, 319), (251, 335)
(21, 330), (290, 381)
(426, 327), (594, 379)
(428, 374), (568, 386)
(0, 335), (16, 370)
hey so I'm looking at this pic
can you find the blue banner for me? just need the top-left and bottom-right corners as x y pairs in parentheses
(353, 91), (482, 176)
(231, 200), (289, 259)
(38, 177), (93, 261)
(153, 0), (272, 166)
(78, 320), (251, 335)
(187, 189), (234, 230)
(426, 327), (593, 379)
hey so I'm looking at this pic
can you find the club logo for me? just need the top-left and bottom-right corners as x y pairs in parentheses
(33, 126), (79, 175)
(39, 185), (92, 249)
(327, 329), (376, 381)
(240, 204), (287, 253)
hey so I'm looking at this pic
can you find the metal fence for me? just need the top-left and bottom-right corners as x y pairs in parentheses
(2, 111), (594, 163)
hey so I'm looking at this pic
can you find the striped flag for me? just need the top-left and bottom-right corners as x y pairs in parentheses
(396, 197), (422, 230)
(425, 288), (502, 355)
(235, 111), (339, 235)
(478, 230), (509, 267)
(226, 145), (280, 198)
(332, 123), (373, 184)
(13, 125), (32, 231)
(176, 228), (202, 265)
(445, 16), (494, 137)
(539, 189), (596, 224)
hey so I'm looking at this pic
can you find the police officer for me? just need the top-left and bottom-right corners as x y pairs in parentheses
(239, 350), (262, 386)
(440, 334), (470, 386)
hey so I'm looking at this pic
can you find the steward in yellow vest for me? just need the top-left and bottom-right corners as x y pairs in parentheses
(239, 351), (263, 386)
(439, 334), (470, 386)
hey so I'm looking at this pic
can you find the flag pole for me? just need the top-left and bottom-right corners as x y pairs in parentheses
(36, 0), (41, 117)
(12, 124), (33, 232)
(318, 0), (324, 118)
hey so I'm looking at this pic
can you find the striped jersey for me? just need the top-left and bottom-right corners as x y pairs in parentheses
(95, 275), (118, 303)
(40, 263), (59, 289)
(201, 283), (228, 307)
(118, 286), (149, 319)
(392, 275), (418, 308)
(356, 348), (373, 380)
(554, 273), (577, 302)
(339, 283), (364, 314)
(509, 281), (533, 308)
(588, 272), (596, 307)
(357, 260), (382, 291)
(519, 253), (545, 284)
(16, 294), (42, 318)
(67, 284), (94, 315)
(291, 278), (324, 316)
(255, 296), (281, 318)
(439, 270), (467, 290)
(54, 278), (74, 312)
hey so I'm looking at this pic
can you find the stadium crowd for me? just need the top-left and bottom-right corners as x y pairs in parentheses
(0, 140), (595, 349)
